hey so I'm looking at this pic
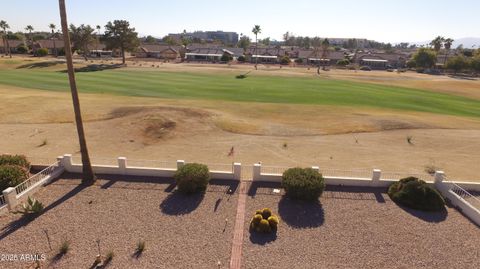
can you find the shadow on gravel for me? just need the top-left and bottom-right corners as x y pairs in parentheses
(160, 191), (204, 215)
(249, 231), (277, 245)
(325, 185), (387, 203)
(398, 204), (448, 223)
(278, 196), (324, 228)
(247, 181), (282, 197)
(0, 177), (88, 241)
(98, 174), (176, 192)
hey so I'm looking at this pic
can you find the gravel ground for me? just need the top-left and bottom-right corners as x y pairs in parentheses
(242, 184), (480, 269)
(0, 175), (238, 269)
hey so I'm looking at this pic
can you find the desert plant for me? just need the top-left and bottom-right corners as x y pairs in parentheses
(261, 208), (272, 219)
(407, 135), (414, 145)
(237, 55), (246, 62)
(267, 215), (280, 229)
(105, 250), (114, 264)
(0, 154), (30, 169)
(282, 167), (325, 201)
(388, 177), (445, 211)
(174, 163), (210, 194)
(250, 208), (279, 233)
(258, 219), (271, 233)
(0, 165), (29, 191)
(59, 240), (70, 255)
(20, 196), (44, 215)
(136, 240), (146, 254)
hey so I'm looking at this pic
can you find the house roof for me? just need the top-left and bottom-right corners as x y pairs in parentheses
(140, 44), (181, 53)
(0, 40), (25, 48)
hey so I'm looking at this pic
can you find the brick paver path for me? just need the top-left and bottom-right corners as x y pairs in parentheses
(229, 181), (248, 269)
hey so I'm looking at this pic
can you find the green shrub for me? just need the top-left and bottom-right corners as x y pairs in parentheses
(237, 55), (246, 62)
(336, 59), (350, 66)
(250, 208), (280, 233)
(0, 165), (29, 191)
(16, 44), (28, 54)
(221, 54), (233, 62)
(282, 167), (325, 201)
(0, 154), (30, 169)
(388, 177), (445, 211)
(294, 58), (303, 64)
(280, 56), (290, 65)
(174, 163), (210, 194)
(36, 48), (48, 57)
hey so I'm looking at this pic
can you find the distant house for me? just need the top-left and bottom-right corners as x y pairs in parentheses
(34, 39), (65, 55)
(185, 47), (242, 62)
(355, 52), (409, 69)
(0, 40), (26, 54)
(136, 44), (181, 60)
(244, 47), (287, 64)
(297, 50), (348, 65)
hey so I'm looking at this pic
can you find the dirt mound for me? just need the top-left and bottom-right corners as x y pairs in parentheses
(106, 106), (214, 144)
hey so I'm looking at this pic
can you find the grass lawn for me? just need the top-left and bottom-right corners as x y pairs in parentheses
(1, 68), (480, 118)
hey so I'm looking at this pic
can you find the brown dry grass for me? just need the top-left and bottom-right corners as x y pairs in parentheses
(0, 56), (480, 181)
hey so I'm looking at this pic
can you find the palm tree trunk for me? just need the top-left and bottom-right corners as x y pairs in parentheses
(255, 34), (258, 70)
(6, 38), (11, 58)
(53, 39), (57, 57)
(121, 46), (125, 64)
(58, 0), (95, 184)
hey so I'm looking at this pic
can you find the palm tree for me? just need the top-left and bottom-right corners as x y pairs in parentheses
(95, 25), (101, 54)
(49, 23), (57, 57)
(58, 0), (95, 184)
(252, 25), (261, 70)
(25, 25), (34, 53)
(0, 20), (11, 58)
(319, 38), (330, 73)
(429, 36), (444, 69)
(443, 38), (454, 65)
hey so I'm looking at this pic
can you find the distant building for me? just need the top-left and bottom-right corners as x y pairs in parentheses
(168, 30), (239, 45)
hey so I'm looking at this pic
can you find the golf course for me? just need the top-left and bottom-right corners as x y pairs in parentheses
(1, 57), (480, 181)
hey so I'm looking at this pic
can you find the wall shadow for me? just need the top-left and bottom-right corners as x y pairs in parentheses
(278, 196), (324, 228)
(325, 185), (387, 203)
(247, 181), (282, 197)
(97, 174), (176, 192)
(0, 179), (88, 241)
(160, 191), (204, 215)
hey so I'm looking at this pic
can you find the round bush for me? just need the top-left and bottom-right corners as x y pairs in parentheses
(252, 214), (263, 225)
(282, 167), (325, 201)
(280, 56), (291, 65)
(0, 154), (30, 170)
(237, 55), (246, 62)
(174, 163), (210, 194)
(0, 165), (29, 191)
(36, 48), (48, 57)
(388, 177), (445, 211)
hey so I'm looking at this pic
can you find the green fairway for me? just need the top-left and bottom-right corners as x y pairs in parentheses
(1, 68), (480, 118)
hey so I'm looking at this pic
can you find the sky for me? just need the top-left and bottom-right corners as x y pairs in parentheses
(1, 0), (479, 44)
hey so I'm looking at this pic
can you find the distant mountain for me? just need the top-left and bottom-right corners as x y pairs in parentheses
(410, 37), (480, 48)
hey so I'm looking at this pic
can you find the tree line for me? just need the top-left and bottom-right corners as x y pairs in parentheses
(0, 19), (139, 64)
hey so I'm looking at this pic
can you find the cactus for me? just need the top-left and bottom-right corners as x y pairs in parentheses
(259, 219), (271, 233)
(268, 215), (279, 229)
(261, 208), (272, 219)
